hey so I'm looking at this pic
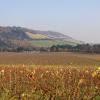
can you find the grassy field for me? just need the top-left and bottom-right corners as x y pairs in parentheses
(0, 52), (100, 100)
(0, 65), (100, 100)
(26, 32), (48, 39)
(30, 40), (76, 47)
(0, 52), (100, 65)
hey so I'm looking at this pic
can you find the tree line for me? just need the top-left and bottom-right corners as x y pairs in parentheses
(50, 44), (100, 53)
(0, 44), (100, 53)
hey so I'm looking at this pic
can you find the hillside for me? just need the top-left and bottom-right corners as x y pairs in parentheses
(0, 26), (82, 50)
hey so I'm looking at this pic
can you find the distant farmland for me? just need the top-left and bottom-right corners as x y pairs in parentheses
(0, 52), (100, 66)
(30, 39), (76, 47)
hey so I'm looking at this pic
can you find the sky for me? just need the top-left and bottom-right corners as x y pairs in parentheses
(0, 0), (100, 43)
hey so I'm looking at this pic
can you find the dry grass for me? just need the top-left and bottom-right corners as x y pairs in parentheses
(0, 52), (100, 99)
(0, 65), (100, 100)
(0, 52), (100, 65)
(26, 32), (47, 39)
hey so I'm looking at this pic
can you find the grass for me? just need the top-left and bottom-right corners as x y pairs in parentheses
(26, 32), (47, 39)
(0, 52), (100, 99)
(0, 52), (100, 66)
(30, 39), (76, 47)
(0, 65), (100, 100)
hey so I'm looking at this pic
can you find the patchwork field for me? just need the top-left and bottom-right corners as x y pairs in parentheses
(0, 52), (100, 100)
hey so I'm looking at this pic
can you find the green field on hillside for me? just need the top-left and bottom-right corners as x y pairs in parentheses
(30, 39), (76, 47)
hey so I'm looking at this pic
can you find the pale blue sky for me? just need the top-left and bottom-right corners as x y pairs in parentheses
(0, 0), (100, 43)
